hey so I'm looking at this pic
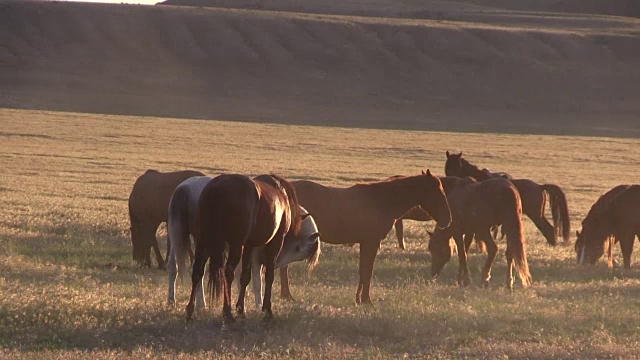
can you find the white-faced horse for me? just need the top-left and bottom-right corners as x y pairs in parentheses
(166, 176), (320, 314)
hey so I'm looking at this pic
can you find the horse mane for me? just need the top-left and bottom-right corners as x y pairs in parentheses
(267, 174), (303, 236)
(583, 185), (630, 226)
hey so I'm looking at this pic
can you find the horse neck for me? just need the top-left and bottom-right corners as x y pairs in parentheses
(461, 160), (490, 181)
(360, 177), (428, 219)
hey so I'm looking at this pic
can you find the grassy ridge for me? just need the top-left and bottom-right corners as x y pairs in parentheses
(1, 108), (640, 359)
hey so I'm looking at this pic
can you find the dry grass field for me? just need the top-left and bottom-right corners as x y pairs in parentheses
(1, 108), (640, 359)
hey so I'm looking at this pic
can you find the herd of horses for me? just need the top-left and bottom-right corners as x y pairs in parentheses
(127, 152), (640, 326)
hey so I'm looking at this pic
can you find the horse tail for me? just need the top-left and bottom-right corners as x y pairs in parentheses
(197, 187), (226, 305)
(167, 210), (190, 282)
(504, 189), (532, 287)
(541, 184), (571, 243)
(207, 245), (225, 305)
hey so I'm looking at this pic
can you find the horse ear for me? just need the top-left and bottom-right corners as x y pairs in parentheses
(446, 151), (450, 158)
(576, 230), (580, 237)
(458, 152), (463, 156)
(426, 169), (432, 177)
(421, 170), (426, 175)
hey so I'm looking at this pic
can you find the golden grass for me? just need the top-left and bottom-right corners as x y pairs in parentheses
(1, 108), (640, 359)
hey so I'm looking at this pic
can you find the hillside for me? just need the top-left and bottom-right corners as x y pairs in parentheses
(2, 0), (640, 136)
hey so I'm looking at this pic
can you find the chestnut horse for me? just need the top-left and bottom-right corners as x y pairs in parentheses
(578, 185), (640, 269)
(444, 151), (570, 246)
(286, 171), (451, 304)
(187, 174), (303, 324)
(428, 177), (532, 289)
(128, 169), (204, 269)
(575, 185), (630, 267)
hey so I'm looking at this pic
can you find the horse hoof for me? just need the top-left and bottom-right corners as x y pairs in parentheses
(262, 312), (274, 321)
(236, 306), (246, 317)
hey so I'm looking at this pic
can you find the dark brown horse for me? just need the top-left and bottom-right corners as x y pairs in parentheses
(187, 174), (303, 323)
(128, 169), (204, 269)
(428, 177), (532, 289)
(286, 171), (451, 304)
(575, 185), (630, 267)
(444, 151), (570, 246)
(578, 185), (640, 269)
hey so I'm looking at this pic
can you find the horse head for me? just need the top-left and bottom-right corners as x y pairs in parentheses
(427, 229), (455, 278)
(576, 221), (610, 266)
(444, 151), (464, 177)
(276, 207), (321, 273)
(419, 169), (452, 230)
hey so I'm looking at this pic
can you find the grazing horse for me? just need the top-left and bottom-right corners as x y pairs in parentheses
(128, 169), (204, 269)
(444, 151), (570, 246)
(578, 185), (640, 269)
(575, 185), (630, 267)
(167, 176), (320, 312)
(428, 177), (532, 289)
(287, 171), (451, 305)
(187, 174), (303, 323)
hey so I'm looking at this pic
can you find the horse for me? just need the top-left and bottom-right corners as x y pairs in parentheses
(575, 185), (630, 267)
(187, 174), (303, 323)
(167, 176), (320, 312)
(283, 170), (451, 305)
(577, 185), (640, 269)
(128, 169), (204, 269)
(444, 151), (570, 246)
(428, 177), (532, 289)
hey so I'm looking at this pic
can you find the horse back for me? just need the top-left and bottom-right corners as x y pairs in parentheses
(608, 185), (640, 230)
(292, 180), (392, 244)
(129, 169), (205, 224)
(452, 178), (520, 227)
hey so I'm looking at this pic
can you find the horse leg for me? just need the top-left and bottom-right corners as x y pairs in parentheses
(456, 233), (471, 287)
(235, 247), (253, 316)
(152, 239), (165, 270)
(250, 247), (264, 309)
(478, 229), (498, 288)
(618, 231), (635, 269)
(463, 232), (474, 254)
(149, 223), (165, 270)
(395, 220), (406, 250)
(167, 244), (178, 307)
(505, 244), (515, 290)
(185, 251), (207, 321)
(223, 244), (243, 323)
(357, 239), (382, 305)
(195, 261), (206, 312)
(263, 235), (286, 321)
(279, 265), (295, 301)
